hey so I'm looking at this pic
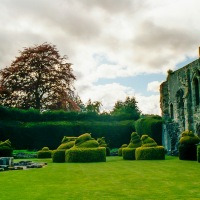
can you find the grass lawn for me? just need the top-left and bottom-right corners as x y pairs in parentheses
(0, 156), (200, 200)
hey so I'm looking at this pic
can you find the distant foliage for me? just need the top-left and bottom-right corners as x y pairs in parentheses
(111, 96), (141, 120)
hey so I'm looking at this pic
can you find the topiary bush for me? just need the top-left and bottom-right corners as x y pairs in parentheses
(135, 135), (165, 160)
(97, 137), (110, 156)
(179, 130), (200, 161)
(37, 146), (52, 158)
(118, 144), (127, 156)
(66, 147), (106, 162)
(135, 146), (165, 160)
(122, 148), (136, 160)
(57, 136), (77, 150)
(0, 139), (13, 157)
(52, 149), (66, 163)
(66, 133), (106, 162)
(122, 132), (141, 160)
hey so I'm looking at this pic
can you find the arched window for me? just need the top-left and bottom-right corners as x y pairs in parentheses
(170, 103), (174, 119)
(194, 78), (200, 106)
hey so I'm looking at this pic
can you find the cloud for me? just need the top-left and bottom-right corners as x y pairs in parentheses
(147, 81), (162, 93)
(0, 0), (200, 115)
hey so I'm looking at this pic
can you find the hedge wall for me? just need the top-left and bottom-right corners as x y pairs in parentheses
(0, 120), (134, 150)
(135, 116), (163, 145)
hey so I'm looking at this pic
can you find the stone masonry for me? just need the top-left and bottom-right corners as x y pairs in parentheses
(160, 54), (200, 154)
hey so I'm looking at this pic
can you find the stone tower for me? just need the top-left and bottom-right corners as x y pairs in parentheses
(160, 56), (200, 154)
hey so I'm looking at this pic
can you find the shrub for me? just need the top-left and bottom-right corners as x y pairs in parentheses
(0, 139), (13, 157)
(179, 130), (200, 161)
(197, 145), (200, 163)
(136, 146), (165, 160)
(141, 135), (157, 147)
(122, 148), (136, 160)
(97, 137), (110, 156)
(52, 149), (66, 163)
(66, 147), (106, 162)
(61, 136), (77, 144)
(127, 132), (141, 148)
(37, 147), (52, 158)
(179, 144), (197, 161)
(57, 141), (75, 149)
(118, 144), (127, 156)
(135, 116), (163, 145)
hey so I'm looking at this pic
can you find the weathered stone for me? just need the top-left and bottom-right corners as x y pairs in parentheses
(160, 57), (200, 153)
(0, 157), (14, 166)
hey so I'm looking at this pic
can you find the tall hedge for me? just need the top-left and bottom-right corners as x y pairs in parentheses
(135, 116), (163, 145)
(0, 120), (134, 150)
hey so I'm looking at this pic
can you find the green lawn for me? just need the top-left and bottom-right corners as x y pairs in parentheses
(1, 156), (200, 200)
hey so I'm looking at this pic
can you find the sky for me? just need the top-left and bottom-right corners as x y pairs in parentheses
(0, 0), (200, 115)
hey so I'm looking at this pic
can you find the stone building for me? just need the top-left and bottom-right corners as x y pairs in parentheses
(160, 51), (200, 154)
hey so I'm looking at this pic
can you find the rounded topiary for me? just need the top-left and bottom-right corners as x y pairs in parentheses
(37, 147), (52, 158)
(66, 133), (106, 162)
(135, 135), (165, 160)
(74, 133), (99, 148)
(52, 149), (66, 163)
(118, 144), (128, 156)
(141, 135), (157, 147)
(0, 139), (13, 157)
(179, 130), (200, 161)
(57, 141), (75, 150)
(122, 132), (142, 160)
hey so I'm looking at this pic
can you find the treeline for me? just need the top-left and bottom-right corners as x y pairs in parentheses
(0, 106), (138, 122)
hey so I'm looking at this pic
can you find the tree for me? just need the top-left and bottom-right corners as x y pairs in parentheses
(111, 96), (141, 120)
(84, 99), (102, 113)
(0, 43), (79, 110)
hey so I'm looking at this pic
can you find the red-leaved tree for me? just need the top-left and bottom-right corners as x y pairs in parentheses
(0, 43), (79, 110)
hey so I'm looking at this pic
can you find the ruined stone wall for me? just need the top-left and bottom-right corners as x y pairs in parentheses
(160, 58), (200, 153)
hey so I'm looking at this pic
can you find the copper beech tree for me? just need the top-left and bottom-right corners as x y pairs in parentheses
(0, 43), (79, 111)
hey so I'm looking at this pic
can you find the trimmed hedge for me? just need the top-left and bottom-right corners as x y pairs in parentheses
(118, 144), (128, 156)
(57, 141), (75, 150)
(0, 120), (134, 149)
(135, 116), (163, 145)
(122, 148), (136, 160)
(135, 146), (165, 160)
(37, 147), (52, 158)
(65, 147), (106, 162)
(179, 130), (200, 161)
(198, 145), (200, 163)
(179, 144), (197, 161)
(52, 149), (66, 163)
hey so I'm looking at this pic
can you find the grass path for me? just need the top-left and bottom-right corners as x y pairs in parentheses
(1, 156), (200, 200)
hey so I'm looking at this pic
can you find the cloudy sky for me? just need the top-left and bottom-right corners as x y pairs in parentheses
(0, 0), (200, 115)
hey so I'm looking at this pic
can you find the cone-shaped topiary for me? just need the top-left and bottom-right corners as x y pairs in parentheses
(128, 132), (142, 148)
(66, 133), (106, 162)
(122, 132), (142, 160)
(0, 139), (13, 157)
(97, 137), (110, 156)
(37, 146), (52, 158)
(179, 130), (200, 160)
(135, 135), (165, 160)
